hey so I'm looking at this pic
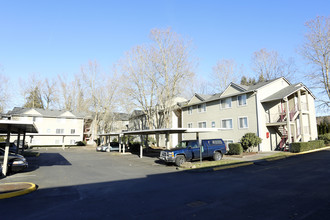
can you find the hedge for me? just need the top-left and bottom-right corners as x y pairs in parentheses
(318, 133), (330, 145)
(290, 140), (325, 153)
(228, 143), (243, 155)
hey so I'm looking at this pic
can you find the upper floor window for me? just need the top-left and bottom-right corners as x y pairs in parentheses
(221, 119), (233, 129)
(187, 123), (193, 128)
(238, 94), (247, 106)
(56, 129), (64, 134)
(71, 129), (75, 134)
(198, 122), (206, 128)
(198, 103), (206, 113)
(211, 121), (216, 128)
(220, 98), (232, 109)
(188, 106), (193, 115)
(239, 117), (248, 129)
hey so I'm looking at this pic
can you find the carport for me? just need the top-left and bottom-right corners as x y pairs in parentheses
(27, 133), (82, 149)
(122, 128), (220, 158)
(0, 120), (38, 176)
(98, 132), (123, 151)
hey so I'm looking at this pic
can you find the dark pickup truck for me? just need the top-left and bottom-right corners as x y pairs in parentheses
(159, 139), (227, 166)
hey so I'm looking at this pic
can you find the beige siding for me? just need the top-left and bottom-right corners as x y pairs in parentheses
(12, 116), (84, 146)
(222, 85), (244, 97)
(182, 92), (258, 143)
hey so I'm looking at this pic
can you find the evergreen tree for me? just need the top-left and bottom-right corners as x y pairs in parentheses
(258, 73), (265, 82)
(24, 86), (44, 109)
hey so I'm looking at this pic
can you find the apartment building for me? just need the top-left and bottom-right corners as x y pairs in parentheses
(181, 77), (318, 151)
(6, 107), (84, 146)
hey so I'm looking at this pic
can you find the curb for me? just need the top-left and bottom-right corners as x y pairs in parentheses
(213, 162), (254, 171)
(188, 146), (330, 172)
(0, 182), (37, 199)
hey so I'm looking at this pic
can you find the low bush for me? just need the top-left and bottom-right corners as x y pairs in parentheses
(129, 142), (141, 152)
(319, 133), (330, 145)
(290, 140), (325, 153)
(76, 141), (86, 146)
(228, 143), (243, 155)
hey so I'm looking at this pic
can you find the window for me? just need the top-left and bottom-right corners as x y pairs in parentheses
(198, 122), (206, 128)
(187, 123), (193, 128)
(198, 103), (206, 113)
(221, 119), (233, 129)
(220, 98), (232, 109)
(188, 106), (193, 115)
(210, 140), (224, 145)
(211, 121), (215, 128)
(238, 94), (247, 106)
(239, 117), (248, 129)
(224, 140), (234, 148)
(56, 129), (64, 134)
(71, 129), (75, 134)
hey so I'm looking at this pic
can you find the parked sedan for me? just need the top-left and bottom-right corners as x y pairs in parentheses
(0, 142), (19, 153)
(96, 142), (120, 152)
(0, 148), (28, 173)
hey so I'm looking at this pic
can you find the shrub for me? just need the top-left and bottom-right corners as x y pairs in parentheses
(290, 140), (325, 153)
(319, 133), (330, 145)
(240, 133), (262, 152)
(76, 141), (86, 146)
(228, 143), (243, 155)
(129, 142), (141, 152)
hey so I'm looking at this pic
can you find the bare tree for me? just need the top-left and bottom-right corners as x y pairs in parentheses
(210, 59), (238, 92)
(252, 48), (296, 82)
(119, 28), (195, 129)
(300, 16), (330, 108)
(0, 66), (10, 113)
(150, 28), (195, 128)
(120, 45), (157, 130)
(42, 78), (58, 109)
(81, 61), (119, 135)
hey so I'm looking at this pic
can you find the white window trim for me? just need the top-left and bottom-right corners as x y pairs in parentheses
(237, 94), (247, 107)
(211, 121), (216, 128)
(238, 116), (249, 129)
(220, 97), (232, 110)
(221, 118), (233, 130)
(188, 106), (193, 115)
(198, 103), (207, 113)
(198, 121), (207, 128)
(223, 139), (234, 148)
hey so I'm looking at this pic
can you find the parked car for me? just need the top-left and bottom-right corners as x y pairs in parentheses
(0, 142), (19, 153)
(13, 140), (29, 149)
(0, 148), (28, 173)
(96, 142), (120, 152)
(159, 139), (227, 166)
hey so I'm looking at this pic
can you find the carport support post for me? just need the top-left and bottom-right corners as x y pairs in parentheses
(118, 134), (121, 153)
(2, 126), (11, 176)
(16, 130), (21, 154)
(22, 133), (26, 154)
(62, 135), (65, 150)
(196, 132), (202, 165)
(140, 142), (143, 158)
(165, 132), (169, 149)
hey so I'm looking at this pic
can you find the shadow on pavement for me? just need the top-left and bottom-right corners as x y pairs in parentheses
(3, 150), (330, 219)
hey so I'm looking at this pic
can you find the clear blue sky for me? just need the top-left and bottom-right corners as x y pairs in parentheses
(0, 0), (329, 112)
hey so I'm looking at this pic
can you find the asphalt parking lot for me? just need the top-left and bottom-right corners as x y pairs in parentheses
(1, 147), (176, 188)
(2, 148), (330, 219)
